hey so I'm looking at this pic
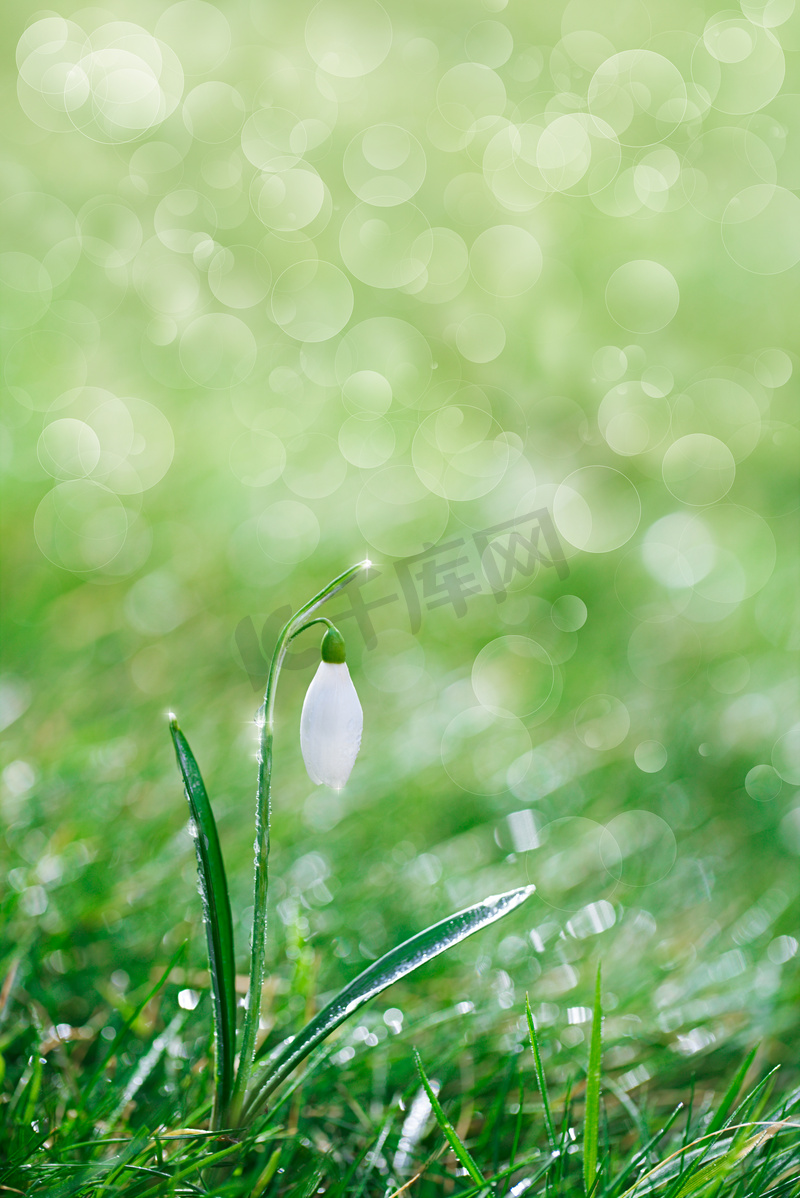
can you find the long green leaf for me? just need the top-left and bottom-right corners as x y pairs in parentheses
(108, 1012), (187, 1128)
(606, 1104), (685, 1198)
(415, 1049), (486, 1188)
(66, 943), (186, 1133)
(616, 1120), (794, 1197)
(669, 1125), (779, 1198)
(170, 716), (237, 1125)
(584, 964), (603, 1196)
(252, 1148), (282, 1197)
(246, 884), (535, 1112)
(704, 1045), (758, 1136)
(526, 993), (557, 1152)
(12, 1051), (42, 1127)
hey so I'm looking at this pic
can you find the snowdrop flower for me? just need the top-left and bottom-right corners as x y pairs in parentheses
(300, 627), (363, 789)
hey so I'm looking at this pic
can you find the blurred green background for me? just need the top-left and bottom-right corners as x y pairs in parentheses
(2, 0), (799, 1097)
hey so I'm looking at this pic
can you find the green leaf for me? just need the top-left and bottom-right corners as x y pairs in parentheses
(704, 1045), (758, 1136)
(526, 993), (557, 1153)
(11, 1050), (42, 1127)
(584, 964), (603, 1196)
(617, 1120), (798, 1197)
(170, 716), (237, 1125)
(670, 1127), (774, 1198)
(246, 884), (535, 1112)
(414, 1049), (486, 1188)
(108, 1011), (187, 1128)
(605, 1103), (684, 1198)
(65, 944), (186, 1135)
(348, 1113), (395, 1198)
(252, 1148), (282, 1197)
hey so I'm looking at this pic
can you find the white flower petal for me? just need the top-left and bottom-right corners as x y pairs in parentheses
(300, 661), (363, 789)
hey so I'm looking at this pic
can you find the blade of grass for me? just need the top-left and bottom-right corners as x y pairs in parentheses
(603, 1075), (651, 1148)
(459, 1152), (553, 1198)
(617, 1120), (799, 1197)
(354, 1116), (396, 1198)
(108, 1011), (186, 1128)
(64, 943), (185, 1135)
(743, 1068), (779, 1125)
(170, 716), (237, 1127)
(556, 1075), (575, 1187)
(252, 1148), (282, 1197)
(526, 993), (557, 1153)
(740, 1147), (777, 1198)
(704, 1046), (758, 1137)
(501, 1074), (526, 1198)
(606, 1104), (685, 1198)
(246, 1042), (343, 1138)
(333, 1111), (394, 1198)
(682, 1078), (696, 1150)
(727, 1067), (780, 1163)
(584, 964), (603, 1196)
(486, 1054), (517, 1174)
(138, 1138), (246, 1196)
(14, 1050), (43, 1127)
(670, 1126), (779, 1198)
(414, 1050), (486, 1189)
(245, 884), (535, 1114)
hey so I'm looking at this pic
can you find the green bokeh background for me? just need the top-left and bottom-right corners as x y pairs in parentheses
(2, 0), (799, 1087)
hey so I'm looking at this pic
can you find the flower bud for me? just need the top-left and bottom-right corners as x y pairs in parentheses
(300, 631), (362, 789)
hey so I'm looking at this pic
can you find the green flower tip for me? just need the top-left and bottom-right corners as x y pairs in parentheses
(321, 627), (346, 664)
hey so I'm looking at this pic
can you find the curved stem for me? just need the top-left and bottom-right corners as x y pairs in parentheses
(228, 560), (370, 1123)
(286, 616), (338, 644)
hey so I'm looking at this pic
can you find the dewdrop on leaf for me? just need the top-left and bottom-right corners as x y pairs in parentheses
(300, 627), (363, 789)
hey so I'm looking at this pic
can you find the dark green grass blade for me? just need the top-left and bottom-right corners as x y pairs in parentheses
(458, 1153), (554, 1198)
(483, 1053), (517, 1173)
(743, 1067), (779, 1124)
(607, 1103), (685, 1198)
(108, 1011), (186, 1128)
(13, 1049), (42, 1126)
(65, 944), (185, 1134)
(332, 1111), (394, 1198)
(415, 1049), (486, 1188)
(251, 1148), (282, 1197)
(247, 884), (535, 1110)
(503, 1074), (526, 1197)
(616, 1119), (799, 1197)
(584, 964), (603, 1196)
(526, 992), (557, 1152)
(170, 716), (236, 1122)
(556, 1078), (575, 1186)
(669, 1126), (784, 1198)
(704, 1046), (758, 1136)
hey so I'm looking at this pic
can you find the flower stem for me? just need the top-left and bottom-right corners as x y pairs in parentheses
(228, 560), (370, 1123)
(286, 615), (338, 645)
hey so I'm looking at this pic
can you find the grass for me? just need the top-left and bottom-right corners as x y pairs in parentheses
(2, 951), (798, 1196)
(2, 608), (799, 1192)
(3, 591), (798, 1193)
